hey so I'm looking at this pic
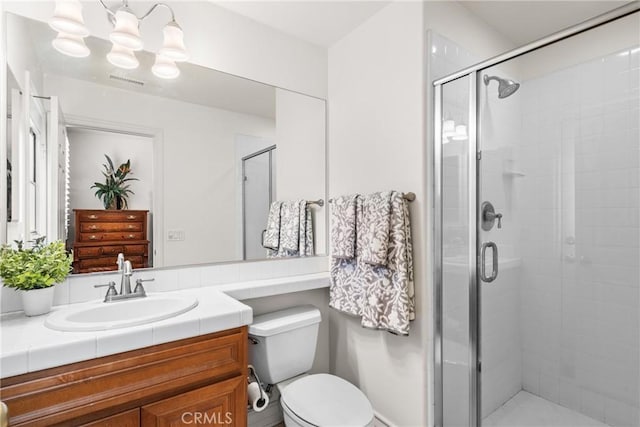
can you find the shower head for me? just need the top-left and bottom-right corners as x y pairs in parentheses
(483, 75), (520, 98)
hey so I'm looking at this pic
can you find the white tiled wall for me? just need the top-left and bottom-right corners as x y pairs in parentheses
(515, 46), (639, 427)
(0, 256), (329, 314)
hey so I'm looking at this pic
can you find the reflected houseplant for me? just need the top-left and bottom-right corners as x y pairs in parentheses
(0, 237), (73, 316)
(91, 155), (138, 210)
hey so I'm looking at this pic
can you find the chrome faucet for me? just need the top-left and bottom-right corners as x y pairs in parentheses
(95, 257), (154, 302)
(120, 260), (133, 295)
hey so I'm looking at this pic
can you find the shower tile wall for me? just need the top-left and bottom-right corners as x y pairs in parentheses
(516, 46), (639, 427)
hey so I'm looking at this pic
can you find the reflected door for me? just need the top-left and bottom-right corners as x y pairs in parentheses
(242, 147), (275, 260)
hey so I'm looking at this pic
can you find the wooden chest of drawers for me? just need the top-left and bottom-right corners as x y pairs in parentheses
(72, 209), (150, 274)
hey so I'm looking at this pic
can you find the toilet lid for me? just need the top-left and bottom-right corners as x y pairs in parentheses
(281, 374), (373, 426)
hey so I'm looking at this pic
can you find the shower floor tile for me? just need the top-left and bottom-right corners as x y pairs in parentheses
(483, 391), (610, 427)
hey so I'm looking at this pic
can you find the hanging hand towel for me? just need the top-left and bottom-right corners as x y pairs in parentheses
(330, 195), (365, 316)
(360, 191), (415, 335)
(263, 202), (282, 250)
(280, 201), (301, 251)
(359, 191), (392, 266)
(298, 200), (315, 257)
(330, 195), (358, 259)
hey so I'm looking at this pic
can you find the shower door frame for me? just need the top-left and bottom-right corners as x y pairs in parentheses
(432, 3), (640, 426)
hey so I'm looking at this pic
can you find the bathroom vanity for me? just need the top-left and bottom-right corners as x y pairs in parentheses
(0, 286), (256, 426)
(1, 327), (247, 426)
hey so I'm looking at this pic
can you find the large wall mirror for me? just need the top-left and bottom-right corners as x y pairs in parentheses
(2, 11), (327, 274)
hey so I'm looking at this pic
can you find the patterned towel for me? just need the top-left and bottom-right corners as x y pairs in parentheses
(359, 191), (392, 266)
(360, 192), (415, 335)
(263, 202), (282, 250)
(280, 201), (301, 251)
(298, 201), (314, 257)
(330, 191), (415, 335)
(330, 195), (358, 259)
(330, 196), (365, 316)
(267, 200), (314, 258)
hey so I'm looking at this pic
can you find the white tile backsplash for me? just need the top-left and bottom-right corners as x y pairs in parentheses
(0, 256), (329, 314)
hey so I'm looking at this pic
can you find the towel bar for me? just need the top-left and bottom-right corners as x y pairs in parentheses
(328, 192), (416, 203)
(308, 199), (325, 207)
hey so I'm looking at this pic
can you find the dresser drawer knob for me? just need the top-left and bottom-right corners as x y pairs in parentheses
(128, 225), (135, 229)
(88, 214), (98, 220)
(127, 215), (137, 220)
(89, 235), (98, 240)
(128, 234), (135, 239)
(89, 225), (98, 230)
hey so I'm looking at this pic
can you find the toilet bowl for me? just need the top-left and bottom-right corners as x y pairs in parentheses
(248, 306), (374, 427)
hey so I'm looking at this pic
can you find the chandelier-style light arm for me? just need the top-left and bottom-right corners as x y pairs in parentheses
(97, 0), (117, 18)
(137, 3), (176, 23)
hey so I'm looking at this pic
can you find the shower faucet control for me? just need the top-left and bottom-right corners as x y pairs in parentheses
(481, 201), (502, 231)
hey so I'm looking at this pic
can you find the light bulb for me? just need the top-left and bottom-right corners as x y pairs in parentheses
(152, 54), (180, 79)
(159, 21), (188, 62)
(107, 43), (139, 69)
(451, 125), (468, 141)
(443, 119), (455, 137)
(49, 0), (89, 37)
(110, 9), (143, 51)
(52, 32), (90, 58)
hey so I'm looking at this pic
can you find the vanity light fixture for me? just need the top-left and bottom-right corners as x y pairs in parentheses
(49, 0), (189, 79)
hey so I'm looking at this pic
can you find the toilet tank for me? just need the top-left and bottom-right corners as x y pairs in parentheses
(248, 305), (321, 385)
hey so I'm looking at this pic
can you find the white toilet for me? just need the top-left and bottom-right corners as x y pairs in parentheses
(249, 305), (374, 427)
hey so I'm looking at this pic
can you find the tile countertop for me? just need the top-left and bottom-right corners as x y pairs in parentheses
(0, 272), (331, 379)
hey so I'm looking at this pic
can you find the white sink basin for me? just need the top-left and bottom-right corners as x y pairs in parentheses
(45, 294), (199, 332)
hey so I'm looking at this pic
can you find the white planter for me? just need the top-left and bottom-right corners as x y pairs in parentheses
(20, 287), (56, 316)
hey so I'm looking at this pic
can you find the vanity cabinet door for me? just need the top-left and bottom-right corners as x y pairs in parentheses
(80, 408), (140, 427)
(141, 375), (246, 427)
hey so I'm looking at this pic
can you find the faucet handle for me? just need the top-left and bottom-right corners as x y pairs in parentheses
(94, 281), (118, 301)
(134, 278), (154, 295)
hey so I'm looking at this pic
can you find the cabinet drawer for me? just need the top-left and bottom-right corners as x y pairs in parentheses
(80, 232), (145, 242)
(80, 222), (143, 233)
(75, 246), (126, 258)
(78, 256), (143, 269)
(125, 245), (147, 256)
(77, 211), (146, 222)
(1, 328), (247, 426)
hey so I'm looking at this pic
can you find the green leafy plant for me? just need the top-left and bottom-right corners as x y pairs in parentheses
(91, 154), (138, 210)
(0, 236), (72, 290)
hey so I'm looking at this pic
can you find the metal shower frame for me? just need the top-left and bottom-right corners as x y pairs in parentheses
(432, 2), (640, 426)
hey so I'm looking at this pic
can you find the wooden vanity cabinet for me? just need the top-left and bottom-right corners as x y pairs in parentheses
(0, 327), (248, 427)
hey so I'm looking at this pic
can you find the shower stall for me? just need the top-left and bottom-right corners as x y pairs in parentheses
(434, 4), (639, 427)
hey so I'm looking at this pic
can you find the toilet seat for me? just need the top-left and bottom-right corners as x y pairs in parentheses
(280, 373), (374, 427)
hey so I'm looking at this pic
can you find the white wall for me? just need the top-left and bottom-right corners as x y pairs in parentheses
(67, 128), (153, 211)
(328, 3), (427, 425)
(275, 89), (326, 255)
(328, 2), (514, 425)
(45, 74), (276, 267)
(2, 0), (327, 99)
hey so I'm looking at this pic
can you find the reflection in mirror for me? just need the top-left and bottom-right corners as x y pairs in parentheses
(3, 12), (327, 274)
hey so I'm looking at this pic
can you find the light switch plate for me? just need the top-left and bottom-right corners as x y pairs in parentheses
(167, 230), (185, 241)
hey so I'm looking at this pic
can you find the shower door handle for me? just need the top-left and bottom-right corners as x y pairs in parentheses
(480, 242), (498, 283)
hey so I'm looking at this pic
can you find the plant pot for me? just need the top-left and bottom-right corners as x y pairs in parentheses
(20, 287), (55, 316)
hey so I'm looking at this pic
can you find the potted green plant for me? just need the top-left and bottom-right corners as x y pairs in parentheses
(91, 154), (138, 210)
(0, 236), (73, 316)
